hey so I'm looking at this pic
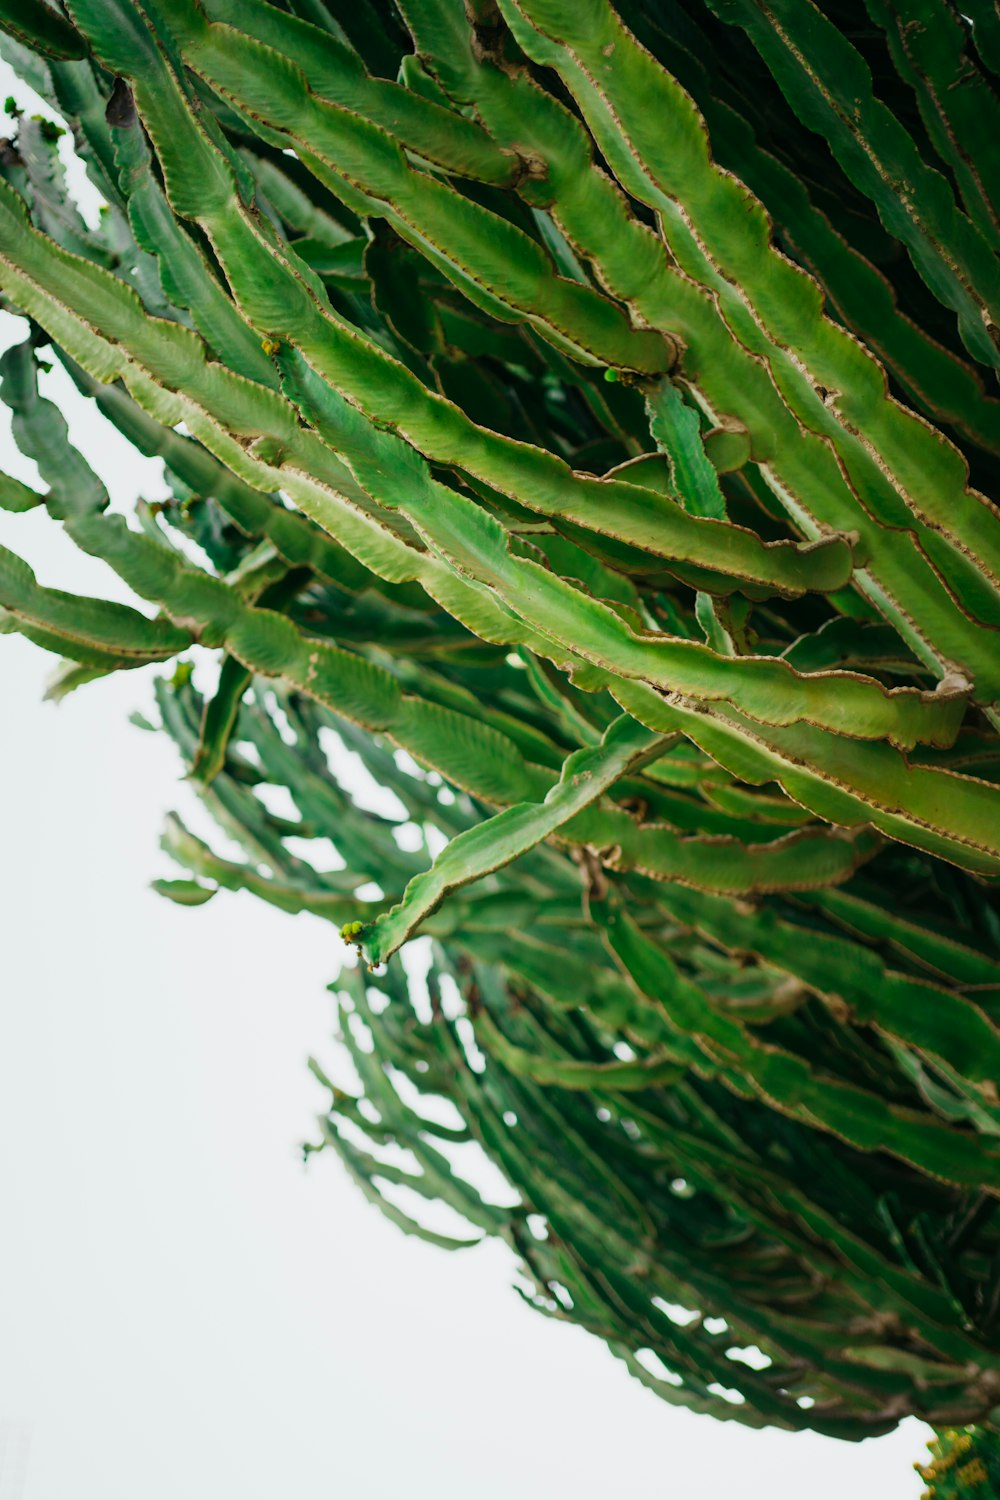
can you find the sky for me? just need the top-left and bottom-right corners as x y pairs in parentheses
(0, 59), (930, 1500)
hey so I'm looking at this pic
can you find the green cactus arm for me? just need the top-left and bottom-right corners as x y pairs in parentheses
(597, 896), (1000, 1190)
(188, 652), (251, 784)
(0, 173), (860, 614)
(0, 340), (107, 515)
(3, 168), (983, 870)
(5, 113), (115, 266)
(0, 179), (603, 673)
(151, 876), (217, 907)
(201, 0), (520, 187)
(473, 1008), (689, 1091)
(646, 381), (727, 523)
(389, 0), (488, 100)
(647, 881), (1000, 1094)
(349, 946), (1000, 1373)
(356, 714), (666, 965)
(160, 812), (375, 919)
(457, 1063), (958, 1428)
(156, 683), (430, 883)
(794, 888), (1000, 993)
(708, 706), (1000, 876)
(106, 104), (280, 388)
(396, 6), (1000, 702)
(281, 347), (965, 749)
(57, 356), (435, 611)
(316, 941), (1000, 1412)
(122, 0), (678, 378)
(55, 511), (580, 809)
(629, 5), (1000, 460)
(332, 1003), (512, 1233)
(0, 469), (44, 512)
(0, 0), (86, 58)
(610, 681), (1000, 876)
(50, 2), (868, 599)
(313, 1123), (484, 1250)
(0, 606), (174, 671)
(960, 0), (1000, 74)
(59, 510), (883, 899)
(0, 538), (191, 659)
(495, 0), (1000, 613)
(596, 818), (879, 895)
(863, 0), (1000, 252)
(700, 0), (1000, 369)
(5, 174), (983, 876)
(657, 1135), (996, 1369)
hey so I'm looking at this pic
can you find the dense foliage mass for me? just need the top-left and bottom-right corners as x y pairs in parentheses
(1, 0), (1000, 1444)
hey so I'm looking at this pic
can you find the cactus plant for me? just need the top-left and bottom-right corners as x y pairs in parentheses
(915, 1426), (1000, 1497)
(2, 0), (1000, 1447)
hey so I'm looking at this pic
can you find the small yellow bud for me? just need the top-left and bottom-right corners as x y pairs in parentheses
(261, 337), (281, 356)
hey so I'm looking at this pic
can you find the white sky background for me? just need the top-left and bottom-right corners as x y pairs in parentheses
(0, 59), (929, 1500)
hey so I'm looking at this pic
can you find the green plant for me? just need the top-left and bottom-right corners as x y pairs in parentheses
(915, 1426), (1000, 1496)
(1, 0), (1000, 1444)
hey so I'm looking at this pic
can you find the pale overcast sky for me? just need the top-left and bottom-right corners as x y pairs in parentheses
(0, 57), (928, 1500)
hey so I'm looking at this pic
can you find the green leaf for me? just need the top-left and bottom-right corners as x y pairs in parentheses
(152, 876), (217, 906)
